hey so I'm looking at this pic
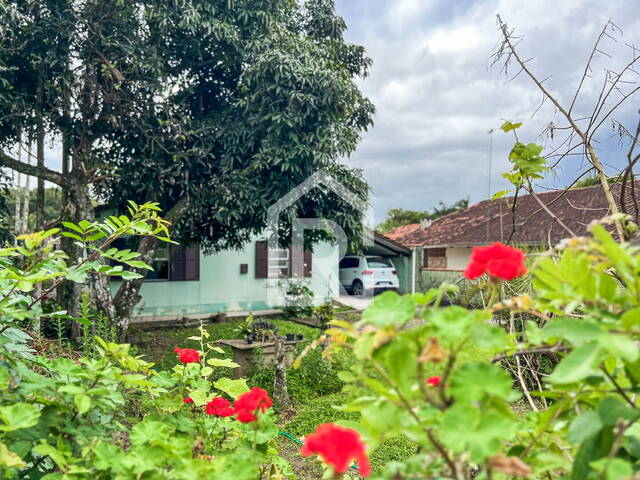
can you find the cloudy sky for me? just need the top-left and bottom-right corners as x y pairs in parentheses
(334, 0), (640, 223)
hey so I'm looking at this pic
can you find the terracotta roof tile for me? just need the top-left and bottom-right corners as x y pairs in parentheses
(384, 223), (421, 243)
(396, 182), (639, 247)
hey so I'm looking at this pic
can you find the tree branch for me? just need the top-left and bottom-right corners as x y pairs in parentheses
(0, 149), (64, 185)
(495, 15), (625, 240)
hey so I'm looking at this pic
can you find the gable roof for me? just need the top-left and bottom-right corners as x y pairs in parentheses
(397, 182), (638, 248)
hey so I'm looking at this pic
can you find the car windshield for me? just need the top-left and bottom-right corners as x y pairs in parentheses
(366, 257), (392, 268)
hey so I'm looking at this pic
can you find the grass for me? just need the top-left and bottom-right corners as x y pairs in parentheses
(131, 318), (322, 371)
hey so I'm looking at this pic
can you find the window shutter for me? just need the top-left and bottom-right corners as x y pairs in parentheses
(170, 246), (187, 281)
(422, 249), (429, 268)
(255, 241), (268, 278)
(304, 249), (312, 277)
(184, 247), (199, 280)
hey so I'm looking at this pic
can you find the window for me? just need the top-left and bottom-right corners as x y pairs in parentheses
(268, 247), (290, 278)
(365, 256), (392, 268)
(255, 241), (312, 279)
(423, 248), (447, 269)
(111, 238), (199, 281)
(339, 257), (359, 269)
(147, 243), (170, 280)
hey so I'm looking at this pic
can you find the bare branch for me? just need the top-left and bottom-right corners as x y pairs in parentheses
(495, 14), (625, 239)
(569, 21), (612, 114)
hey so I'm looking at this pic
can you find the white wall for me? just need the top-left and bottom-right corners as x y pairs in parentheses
(446, 247), (473, 271)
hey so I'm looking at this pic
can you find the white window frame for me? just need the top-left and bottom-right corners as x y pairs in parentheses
(268, 248), (290, 278)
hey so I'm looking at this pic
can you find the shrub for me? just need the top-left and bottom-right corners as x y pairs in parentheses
(326, 223), (640, 479)
(0, 210), (296, 479)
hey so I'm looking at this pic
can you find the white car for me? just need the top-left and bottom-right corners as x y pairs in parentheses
(339, 255), (399, 296)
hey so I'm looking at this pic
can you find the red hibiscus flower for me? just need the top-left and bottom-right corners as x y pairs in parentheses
(233, 387), (272, 423)
(174, 347), (200, 364)
(426, 376), (441, 387)
(301, 423), (371, 477)
(205, 397), (233, 417)
(464, 242), (527, 281)
(183, 397), (194, 404)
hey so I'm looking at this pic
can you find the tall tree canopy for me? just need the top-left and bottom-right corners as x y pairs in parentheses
(0, 0), (374, 337)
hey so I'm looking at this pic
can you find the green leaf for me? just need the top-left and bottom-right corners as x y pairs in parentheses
(426, 307), (483, 342)
(92, 443), (124, 471)
(568, 411), (602, 443)
(131, 420), (171, 445)
(60, 231), (83, 242)
(213, 377), (249, 398)
(0, 403), (40, 432)
(207, 358), (239, 368)
(597, 396), (640, 426)
(546, 343), (602, 384)
(440, 404), (513, 462)
(492, 189), (511, 199)
(362, 291), (416, 327)
(621, 308), (640, 329)
(0, 442), (25, 469)
(74, 394), (92, 414)
(32, 442), (68, 469)
(589, 458), (633, 480)
(0, 367), (9, 390)
(542, 317), (603, 345)
(500, 121), (523, 132)
(450, 363), (519, 403)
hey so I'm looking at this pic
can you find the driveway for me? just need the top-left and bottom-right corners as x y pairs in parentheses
(337, 294), (373, 312)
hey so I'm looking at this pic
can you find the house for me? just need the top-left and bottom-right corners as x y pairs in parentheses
(111, 237), (339, 323)
(110, 232), (411, 323)
(110, 170), (412, 323)
(388, 182), (638, 291)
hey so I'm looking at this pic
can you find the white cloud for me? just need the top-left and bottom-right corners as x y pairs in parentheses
(336, 0), (640, 222)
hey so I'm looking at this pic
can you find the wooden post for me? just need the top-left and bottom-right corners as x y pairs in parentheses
(273, 336), (291, 409)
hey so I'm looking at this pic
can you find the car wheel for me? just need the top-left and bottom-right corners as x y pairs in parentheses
(352, 280), (363, 296)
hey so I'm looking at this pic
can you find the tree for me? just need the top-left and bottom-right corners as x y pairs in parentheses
(5, 187), (63, 232)
(0, 0), (374, 339)
(377, 199), (469, 232)
(493, 16), (640, 240)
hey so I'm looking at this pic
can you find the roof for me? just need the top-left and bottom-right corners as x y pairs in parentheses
(384, 223), (421, 243)
(395, 182), (639, 248)
(373, 232), (411, 255)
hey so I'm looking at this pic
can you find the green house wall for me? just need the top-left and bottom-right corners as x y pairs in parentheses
(111, 239), (338, 319)
(389, 255), (411, 294)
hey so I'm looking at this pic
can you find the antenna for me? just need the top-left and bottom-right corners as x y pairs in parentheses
(486, 129), (494, 243)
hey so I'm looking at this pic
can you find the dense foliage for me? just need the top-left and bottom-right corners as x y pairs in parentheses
(377, 199), (469, 233)
(0, 0), (374, 335)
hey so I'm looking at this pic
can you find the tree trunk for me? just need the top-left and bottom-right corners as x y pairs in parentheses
(109, 198), (188, 341)
(109, 235), (159, 342)
(273, 336), (291, 409)
(35, 65), (45, 230)
(58, 165), (95, 337)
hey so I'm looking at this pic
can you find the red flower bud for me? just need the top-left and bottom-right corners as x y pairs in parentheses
(301, 423), (371, 477)
(464, 242), (527, 281)
(174, 347), (200, 364)
(205, 397), (233, 417)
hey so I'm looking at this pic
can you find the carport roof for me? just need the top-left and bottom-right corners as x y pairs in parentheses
(368, 232), (411, 256)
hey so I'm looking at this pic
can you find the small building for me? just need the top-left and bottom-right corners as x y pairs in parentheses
(388, 182), (637, 291)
